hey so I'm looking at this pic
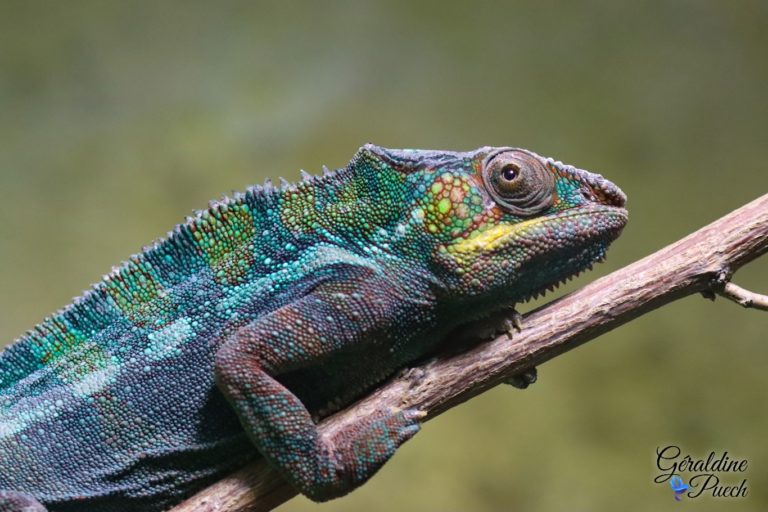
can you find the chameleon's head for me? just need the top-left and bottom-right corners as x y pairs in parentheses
(359, 144), (627, 307)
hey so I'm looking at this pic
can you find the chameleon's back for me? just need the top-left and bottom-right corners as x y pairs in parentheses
(0, 160), (412, 509)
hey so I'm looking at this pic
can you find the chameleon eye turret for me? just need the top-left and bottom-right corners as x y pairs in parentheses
(481, 149), (555, 215)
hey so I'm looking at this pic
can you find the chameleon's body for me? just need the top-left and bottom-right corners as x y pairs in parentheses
(0, 145), (626, 511)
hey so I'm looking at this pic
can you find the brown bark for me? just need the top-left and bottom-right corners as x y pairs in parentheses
(171, 193), (768, 512)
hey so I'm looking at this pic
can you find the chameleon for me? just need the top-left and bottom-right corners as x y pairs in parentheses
(0, 144), (627, 511)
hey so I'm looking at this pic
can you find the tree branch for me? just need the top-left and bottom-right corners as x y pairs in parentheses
(171, 193), (768, 512)
(716, 281), (768, 311)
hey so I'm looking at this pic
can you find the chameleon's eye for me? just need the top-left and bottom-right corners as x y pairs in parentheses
(482, 150), (555, 216)
(501, 164), (519, 181)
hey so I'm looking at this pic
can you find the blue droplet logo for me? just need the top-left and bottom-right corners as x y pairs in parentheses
(670, 475), (689, 501)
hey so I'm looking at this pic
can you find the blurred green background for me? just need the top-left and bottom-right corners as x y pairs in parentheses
(1, 1), (766, 511)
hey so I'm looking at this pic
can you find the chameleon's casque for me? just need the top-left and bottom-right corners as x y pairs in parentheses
(0, 144), (626, 511)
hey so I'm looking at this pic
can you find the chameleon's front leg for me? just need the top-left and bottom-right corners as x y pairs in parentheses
(214, 277), (424, 501)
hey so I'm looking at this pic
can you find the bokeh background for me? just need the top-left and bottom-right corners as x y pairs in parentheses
(1, 1), (767, 511)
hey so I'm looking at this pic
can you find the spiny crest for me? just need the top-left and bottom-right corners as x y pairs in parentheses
(116, 162), (348, 284)
(11, 163), (348, 351)
(131, 161), (347, 282)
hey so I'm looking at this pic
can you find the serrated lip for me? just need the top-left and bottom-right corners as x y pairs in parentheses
(545, 203), (628, 223)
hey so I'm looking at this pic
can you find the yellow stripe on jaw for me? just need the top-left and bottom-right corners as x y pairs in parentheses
(449, 219), (540, 254)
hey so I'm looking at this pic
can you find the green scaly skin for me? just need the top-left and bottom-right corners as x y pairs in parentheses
(0, 144), (627, 511)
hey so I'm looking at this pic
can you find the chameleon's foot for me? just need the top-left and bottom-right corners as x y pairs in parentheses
(341, 407), (424, 463)
(504, 367), (538, 390)
(456, 306), (524, 342)
(308, 408), (425, 501)
(0, 491), (47, 512)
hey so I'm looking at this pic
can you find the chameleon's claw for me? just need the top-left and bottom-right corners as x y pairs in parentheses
(511, 308), (524, 332)
(502, 307), (524, 339)
(399, 366), (428, 389)
(452, 305), (525, 343)
(406, 408), (428, 420)
(504, 367), (538, 389)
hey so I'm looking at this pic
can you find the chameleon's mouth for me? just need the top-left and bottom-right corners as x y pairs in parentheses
(498, 204), (628, 302)
(536, 204), (628, 235)
(495, 204), (628, 258)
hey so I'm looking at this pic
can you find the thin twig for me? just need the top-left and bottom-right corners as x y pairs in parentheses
(171, 193), (768, 512)
(717, 281), (768, 311)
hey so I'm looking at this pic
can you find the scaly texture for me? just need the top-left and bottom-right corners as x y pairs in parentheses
(0, 144), (627, 511)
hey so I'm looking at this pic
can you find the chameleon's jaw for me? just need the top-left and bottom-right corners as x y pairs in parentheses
(498, 203), (628, 301)
(441, 203), (627, 303)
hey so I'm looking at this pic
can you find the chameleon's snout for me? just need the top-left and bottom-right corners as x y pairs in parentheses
(576, 169), (627, 209)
